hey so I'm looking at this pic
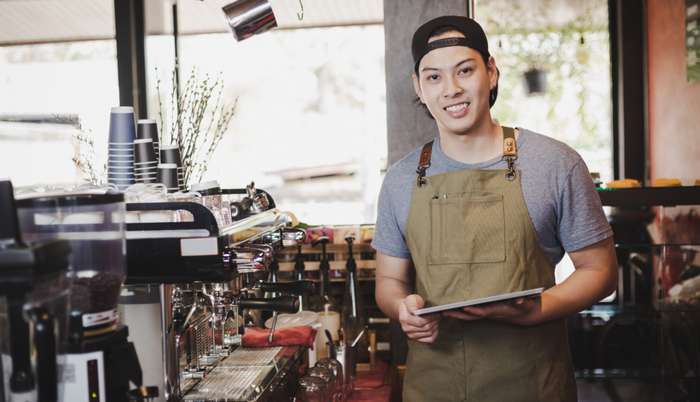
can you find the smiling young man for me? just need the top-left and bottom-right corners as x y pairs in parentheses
(372, 16), (617, 402)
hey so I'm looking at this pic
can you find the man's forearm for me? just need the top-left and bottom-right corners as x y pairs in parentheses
(375, 276), (412, 320)
(516, 238), (618, 326)
(523, 265), (616, 325)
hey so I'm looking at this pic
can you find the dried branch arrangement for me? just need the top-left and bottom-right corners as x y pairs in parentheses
(156, 67), (238, 186)
(71, 68), (236, 187)
(72, 126), (106, 185)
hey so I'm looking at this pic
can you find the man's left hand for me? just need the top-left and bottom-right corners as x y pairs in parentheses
(442, 297), (540, 325)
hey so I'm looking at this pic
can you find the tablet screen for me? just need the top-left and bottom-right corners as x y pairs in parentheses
(413, 287), (544, 316)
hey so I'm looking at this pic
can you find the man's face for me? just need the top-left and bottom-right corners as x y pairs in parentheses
(413, 31), (497, 137)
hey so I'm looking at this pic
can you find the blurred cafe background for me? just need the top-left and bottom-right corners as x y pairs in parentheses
(0, 0), (698, 401)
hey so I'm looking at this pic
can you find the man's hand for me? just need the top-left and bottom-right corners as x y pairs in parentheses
(399, 294), (441, 343)
(443, 297), (540, 325)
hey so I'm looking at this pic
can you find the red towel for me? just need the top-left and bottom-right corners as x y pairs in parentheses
(242, 325), (316, 348)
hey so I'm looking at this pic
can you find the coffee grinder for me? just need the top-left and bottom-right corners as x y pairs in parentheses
(0, 180), (72, 402)
(14, 188), (156, 402)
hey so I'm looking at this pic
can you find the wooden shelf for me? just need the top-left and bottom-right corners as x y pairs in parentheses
(277, 259), (377, 272)
(276, 241), (376, 272)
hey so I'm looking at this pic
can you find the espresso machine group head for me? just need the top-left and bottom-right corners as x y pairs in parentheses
(122, 188), (310, 401)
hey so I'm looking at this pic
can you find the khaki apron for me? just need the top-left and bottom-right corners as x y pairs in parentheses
(403, 127), (577, 402)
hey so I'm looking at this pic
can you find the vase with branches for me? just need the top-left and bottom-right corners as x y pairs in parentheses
(156, 67), (238, 187)
(71, 68), (236, 187)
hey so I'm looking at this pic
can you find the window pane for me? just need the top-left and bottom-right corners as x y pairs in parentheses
(0, 39), (119, 186)
(477, 0), (613, 182)
(157, 26), (387, 224)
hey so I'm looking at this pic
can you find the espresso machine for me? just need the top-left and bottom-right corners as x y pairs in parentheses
(122, 185), (310, 402)
(9, 184), (155, 402)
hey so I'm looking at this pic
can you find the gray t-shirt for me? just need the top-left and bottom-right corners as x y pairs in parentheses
(372, 128), (613, 266)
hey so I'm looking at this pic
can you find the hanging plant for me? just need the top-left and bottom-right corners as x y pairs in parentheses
(523, 67), (548, 95)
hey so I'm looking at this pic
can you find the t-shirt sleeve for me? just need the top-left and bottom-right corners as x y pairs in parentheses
(558, 159), (613, 252)
(371, 174), (411, 259)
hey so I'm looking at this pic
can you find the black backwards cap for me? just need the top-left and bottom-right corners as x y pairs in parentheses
(411, 16), (498, 107)
(411, 16), (490, 73)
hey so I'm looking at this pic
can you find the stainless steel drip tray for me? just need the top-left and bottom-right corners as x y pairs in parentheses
(183, 347), (283, 402)
(219, 347), (283, 367)
(183, 365), (275, 402)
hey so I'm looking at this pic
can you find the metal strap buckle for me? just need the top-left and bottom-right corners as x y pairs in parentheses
(502, 127), (518, 181)
(505, 156), (516, 181)
(416, 166), (427, 187)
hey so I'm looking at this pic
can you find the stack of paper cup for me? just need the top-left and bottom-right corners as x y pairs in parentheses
(157, 163), (180, 192)
(137, 119), (160, 161)
(133, 139), (158, 184)
(107, 107), (136, 190)
(160, 145), (185, 191)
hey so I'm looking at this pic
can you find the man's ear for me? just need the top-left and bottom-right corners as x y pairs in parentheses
(412, 73), (424, 103)
(487, 56), (499, 89)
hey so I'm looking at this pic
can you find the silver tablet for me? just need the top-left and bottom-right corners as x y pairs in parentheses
(413, 287), (544, 316)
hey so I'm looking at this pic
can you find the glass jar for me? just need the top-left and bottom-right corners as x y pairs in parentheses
(296, 375), (328, 402)
(308, 365), (334, 396)
(316, 357), (345, 401)
(16, 192), (127, 333)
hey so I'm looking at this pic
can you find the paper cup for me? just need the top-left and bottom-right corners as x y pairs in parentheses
(137, 119), (160, 160)
(134, 138), (156, 164)
(160, 145), (182, 166)
(108, 107), (136, 144)
(157, 163), (179, 192)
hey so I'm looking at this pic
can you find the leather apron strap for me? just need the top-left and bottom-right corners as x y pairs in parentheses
(415, 127), (519, 186)
(416, 141), (433, 187)
(502, 126), (517, 181)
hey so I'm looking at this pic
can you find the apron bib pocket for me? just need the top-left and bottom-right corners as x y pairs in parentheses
(430, 192), (506, 265)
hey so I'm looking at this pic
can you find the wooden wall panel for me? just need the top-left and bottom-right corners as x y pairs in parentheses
(647, 0), (700, 183)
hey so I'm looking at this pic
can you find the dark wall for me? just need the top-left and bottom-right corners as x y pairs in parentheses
(383, 0), (470, 166)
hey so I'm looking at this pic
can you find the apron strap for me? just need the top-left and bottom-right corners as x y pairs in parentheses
(416, 141), (434, 187)
(413, 127), (518, 185)
(502, 126), (518, 181)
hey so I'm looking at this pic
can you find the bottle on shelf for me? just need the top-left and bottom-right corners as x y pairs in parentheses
(311, 236), (333, 311)
(294, 244), (306, 311)
(341, 236), (366, 333)
(341, 235), (366, 383)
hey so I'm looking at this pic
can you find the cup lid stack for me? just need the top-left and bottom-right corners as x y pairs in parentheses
(190, 180), (221, 195)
